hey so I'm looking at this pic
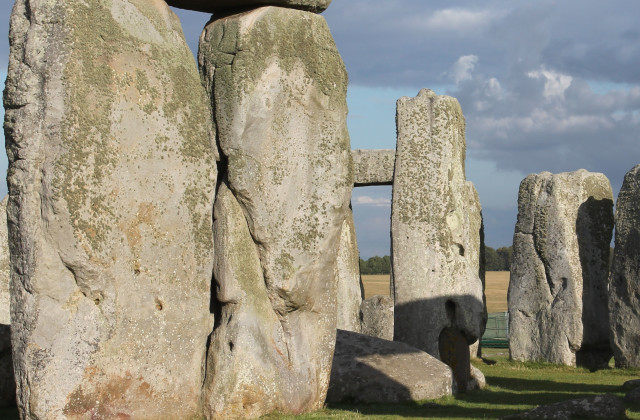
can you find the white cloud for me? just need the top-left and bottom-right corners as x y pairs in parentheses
(528, 68), (573, 99)
(352, 196), (391, 207)
(451, 55), (478, 84)
(423, 9), (495, 31)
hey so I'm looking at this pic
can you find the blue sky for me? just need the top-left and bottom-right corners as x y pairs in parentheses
(2, 1), (640, 258)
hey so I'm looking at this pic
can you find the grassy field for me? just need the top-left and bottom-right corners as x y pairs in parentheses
(362, 271), (510, 313)
(262, 350), (640, 419)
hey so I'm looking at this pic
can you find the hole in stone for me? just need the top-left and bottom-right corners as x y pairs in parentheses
(457, 244), (465, 256)
(229, 341), (234, 351)
(445, 300), (456, 323)
(155, 298), (164, 311)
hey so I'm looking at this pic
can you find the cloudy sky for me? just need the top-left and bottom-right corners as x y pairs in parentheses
(2, 1), (640, 258)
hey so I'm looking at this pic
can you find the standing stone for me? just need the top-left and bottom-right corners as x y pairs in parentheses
(0, 196), (15, 407)
(199, 6), (351, 418)
(392, 89), (485, 391)
(360, 295), (394, 340)
(467, 182), (486, 360)
(509, 170), (613, 368)
(3, 1), (216, 418)
(166, 0), (331, 14)
(609, 164), (640, 368)
(336, 211), (364, 333)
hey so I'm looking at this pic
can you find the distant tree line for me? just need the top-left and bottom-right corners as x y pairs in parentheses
(485, 246), (513, 271)
(359, 255), (391, 275)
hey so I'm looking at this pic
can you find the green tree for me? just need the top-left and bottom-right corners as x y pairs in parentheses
(359, 255), (391, 275)
(496, 246), (513, 271)
(485, 246), (502, 271)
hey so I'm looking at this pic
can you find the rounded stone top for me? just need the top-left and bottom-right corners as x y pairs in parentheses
(166, 0), (332, 14)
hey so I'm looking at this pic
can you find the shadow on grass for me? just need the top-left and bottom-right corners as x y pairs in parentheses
(484, 374), (622, 394)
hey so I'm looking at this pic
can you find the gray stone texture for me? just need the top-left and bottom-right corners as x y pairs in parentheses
(199, 6), (352, 418)
(623, 378), (640, 391)
(609, 164), (640, 368)
(509, 170), (613, 368)
(0, 196), (14, 407)
(327, 329), (454, 404)
(352, 149), (395, 186)
(503, 394), (625, 420)
(391, 89), (486, 390)
(625, 386), (640, 403)
(166, 0), (331, 13)
(360, 295), (394, 340)
(336, 211), (364, 332)
(4, 1), (217, 418)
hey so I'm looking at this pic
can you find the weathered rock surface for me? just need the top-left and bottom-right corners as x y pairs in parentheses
(392, 89), (486, 391)
(4, 1), (216, 418)
(509, 170), (613, 368)
(622, 378), (640, 391)
(352, 149), (395, 186)
(199, 6), (351, 418)
(609, 164), (640, 368)
(625, 386), (640, 403)
(166, 0), (331, 14)
(336, 211), (364, 332)
(0, 196), (14, 408)
(360, 295), (394, 340)
(502, 394), (625, 420)
(469, 364), (486, 391)
(327, 329), (454, 404)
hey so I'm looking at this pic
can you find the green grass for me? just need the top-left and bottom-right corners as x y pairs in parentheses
(262, 349), (640, 420)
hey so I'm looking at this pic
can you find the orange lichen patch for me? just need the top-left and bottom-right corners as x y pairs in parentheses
(121, 202), (156, 248)
(63, 370), (154, 419)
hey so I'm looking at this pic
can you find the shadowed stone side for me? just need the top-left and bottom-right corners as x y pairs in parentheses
(392, 89), (485, 390)
(199, 6), (352, 418)
(327, 329), (453, 404)
(466, 182), (486, 361)
(509, 170), (613, 368)
(336, 211), (364, 332)
(0, 197), (15, 407)
(166, 0), (331, 14)
(609, 164), (640, 368)
(3, 1), (216, 418)
(352, 149), (395, 186)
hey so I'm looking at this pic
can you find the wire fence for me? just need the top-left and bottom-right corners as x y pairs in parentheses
(481, 311), (509, 348)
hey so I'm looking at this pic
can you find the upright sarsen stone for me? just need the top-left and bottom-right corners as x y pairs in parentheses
(509, 170), (613, 368)
(4, 1), (216, 418)
(609, 164), (640, 368)
(392, 89), (485, 391)
(199, 6), (351, 418)
(0, 196), (15, 408)
(336, 211), (364, 333)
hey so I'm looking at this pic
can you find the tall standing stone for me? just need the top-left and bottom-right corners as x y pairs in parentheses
(509, 170), (613, 368)
(3, 1), (217, 418)
(199, 6), (352, 418)
(392, 89), (485, 391)
(609, 164), (640, 368)
(336, 211), (364, 333)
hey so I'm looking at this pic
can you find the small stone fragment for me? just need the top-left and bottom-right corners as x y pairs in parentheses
(166, 0), (331, 13)
(502, 394), (625, 420)
(509, 170), (613, 368)
(609, 164), (640, 368)
(352, 149), (395, 186)
(327, 329), (454, 404)
(360, 295), (394, 340)
(625, 386), (640, 403)
(622, 378), (640, 391)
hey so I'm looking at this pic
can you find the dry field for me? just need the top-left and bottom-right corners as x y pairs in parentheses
(361, 271), (510, 313)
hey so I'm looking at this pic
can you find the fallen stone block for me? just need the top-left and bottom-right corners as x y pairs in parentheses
(327, 329), (454, 404)
(360, 295), (394, 340)
(166, 0), (331, 13)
